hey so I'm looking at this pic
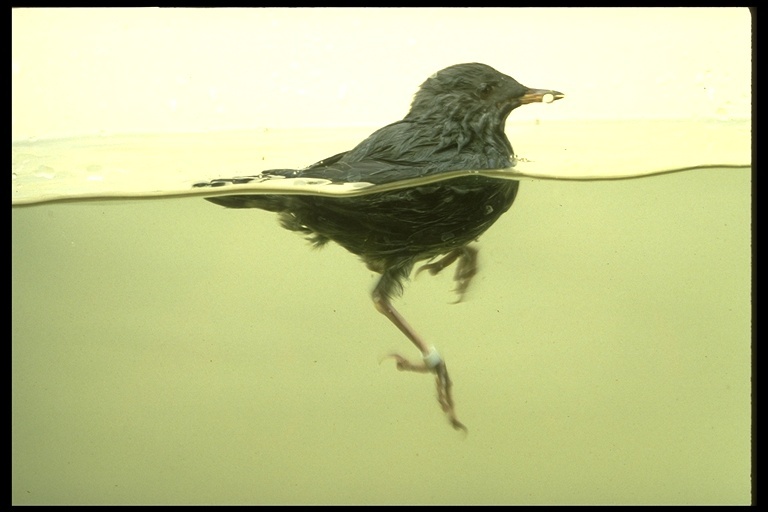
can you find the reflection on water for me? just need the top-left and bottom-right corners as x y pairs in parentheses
(11, 122), (752, 504)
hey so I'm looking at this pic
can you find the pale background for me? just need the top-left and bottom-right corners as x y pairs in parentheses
(12, 8), (751, 141)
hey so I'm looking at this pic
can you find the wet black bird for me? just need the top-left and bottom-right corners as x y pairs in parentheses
(194, 63), (563, 430)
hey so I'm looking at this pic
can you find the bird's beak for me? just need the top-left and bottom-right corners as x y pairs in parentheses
(520, 89), (565, 105)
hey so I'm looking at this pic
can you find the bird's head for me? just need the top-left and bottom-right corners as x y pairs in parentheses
(407, 63), (564, 125)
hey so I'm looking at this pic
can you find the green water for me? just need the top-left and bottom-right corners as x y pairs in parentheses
(12, 161), (751, 504)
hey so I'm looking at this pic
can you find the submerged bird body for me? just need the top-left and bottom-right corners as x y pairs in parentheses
(277, 174), (519, 299)
(195, 63), (563, 429)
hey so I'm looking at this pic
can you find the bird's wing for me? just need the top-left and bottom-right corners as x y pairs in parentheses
(294, 121), (456, 185)
(193, 119), (491, 189)
(192, 157), (419, 189)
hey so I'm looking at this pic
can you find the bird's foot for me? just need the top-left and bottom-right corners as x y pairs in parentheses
(416, 247), (478, 304)
(416, 252), (461, 278)
(385, 350), (467, 432)
(450, 250), (478, 303)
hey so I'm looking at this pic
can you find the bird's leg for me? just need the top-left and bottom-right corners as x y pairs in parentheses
(416, 246), (479, 302)
(373, 274), (467, 432)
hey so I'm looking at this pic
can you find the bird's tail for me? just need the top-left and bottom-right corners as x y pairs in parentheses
(202, 194), (288, 211)
(193, 169), (300, 211)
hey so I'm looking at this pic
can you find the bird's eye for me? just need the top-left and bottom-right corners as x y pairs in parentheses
(478, 83), (494, 97)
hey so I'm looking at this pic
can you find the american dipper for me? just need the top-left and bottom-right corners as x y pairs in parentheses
(194, 63), (564, 430)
